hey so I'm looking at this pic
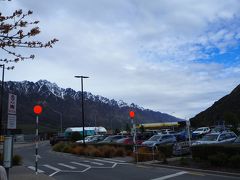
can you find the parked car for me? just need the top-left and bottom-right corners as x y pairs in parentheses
(233, 136), (240, 144)
(175, 129), (192, 141)
(86, 135), (108, 143)
(142, 134), (176, 147)
(98, 135), (126, 143)
(158, 129), (176, 135)
(192, 131), (237, 146)
(116, 135), (145, 145)
(50, 135), (69, 146)
(192, 127), (210, 139)
(76, 135), (95, 143)
(210, 125), (230, 133)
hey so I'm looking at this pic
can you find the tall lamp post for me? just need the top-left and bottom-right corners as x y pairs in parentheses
(74, 75), (89, 145)
(0, 64), (5, 136)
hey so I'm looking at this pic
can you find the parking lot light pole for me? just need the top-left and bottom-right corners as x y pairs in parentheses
(0, 64), (5, 136)
(75, 75), (89, 145)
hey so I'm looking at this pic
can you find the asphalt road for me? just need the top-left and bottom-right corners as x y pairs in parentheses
(14, 141), (240, 180)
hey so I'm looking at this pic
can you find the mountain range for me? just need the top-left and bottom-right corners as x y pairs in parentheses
(2, 80), (183, 134)
(190, 84), (240, 127)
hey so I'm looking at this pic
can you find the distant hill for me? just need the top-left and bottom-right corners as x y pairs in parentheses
(190, 84), (240, 127)
(2, 80), (183, 134)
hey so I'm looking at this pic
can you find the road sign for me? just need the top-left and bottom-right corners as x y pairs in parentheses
(33, 105), (42, 115)
(7, 114), (16, 129)
(8, 93), (17, 114)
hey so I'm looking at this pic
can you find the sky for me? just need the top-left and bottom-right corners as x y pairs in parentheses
(1, 0), (240, 119)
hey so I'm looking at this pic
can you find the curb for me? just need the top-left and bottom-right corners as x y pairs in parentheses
(139, 161), (240, 178)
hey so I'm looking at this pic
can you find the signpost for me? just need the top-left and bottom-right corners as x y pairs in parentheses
(33, 105), (42, 175)
(129, 111), (136, 151)
(3, 136), (13, 178)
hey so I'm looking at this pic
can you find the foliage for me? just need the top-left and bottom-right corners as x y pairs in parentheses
(192, 144), (240, 169)
(191, 144), (240, 160)
(157, 144), (173, 158)
(139, 125), (145, 133)
(0, 4), (58, 65)
(52, 142), (129, 158)
(12, 154), (22, 165)
(208, 153), (228, 167)
(70, 132), (82, 142)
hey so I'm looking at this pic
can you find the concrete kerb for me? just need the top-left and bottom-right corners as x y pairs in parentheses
(9, 166), (55, 180)
(139, 160), (240, 178)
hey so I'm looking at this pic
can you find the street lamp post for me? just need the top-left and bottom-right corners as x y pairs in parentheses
(0, 64), (5, 136)
(75, 75), (89, 145)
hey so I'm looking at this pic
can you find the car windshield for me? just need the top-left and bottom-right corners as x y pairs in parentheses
(148, 135), (161, 141)
(195, 128), (204, 131)
(201, 134), (218, 141)
(235, 137), (240, 143)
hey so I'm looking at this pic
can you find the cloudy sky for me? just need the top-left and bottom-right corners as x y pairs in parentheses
(1, 0), (240, 119)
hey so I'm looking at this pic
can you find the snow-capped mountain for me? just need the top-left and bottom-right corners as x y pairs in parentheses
(3, 80), (183, 133)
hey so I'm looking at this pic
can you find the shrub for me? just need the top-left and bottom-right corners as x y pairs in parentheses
(53, 142), (66, 152)
(208, 153), (228, 167)
(179, 157), (188, 166)
(135, 147), (153, 162)
(191, 144), (240, 160)
(157, 144), (173, 158)
(100, 145), (117, 158)
(12, 155), (22, 166)
(228, 154), (240, 168)
(71, 146), (85, 155)
(62, 145), (72, 153)
(70, 132), (82, 142)
(114, 147), (126, 157)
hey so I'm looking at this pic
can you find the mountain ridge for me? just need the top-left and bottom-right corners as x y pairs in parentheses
(3, 80), (184, 134)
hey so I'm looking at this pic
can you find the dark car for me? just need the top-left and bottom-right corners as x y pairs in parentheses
(98, 135), (126, 143)
(50, 135), (69, 146)
(233, 136), (240, 144)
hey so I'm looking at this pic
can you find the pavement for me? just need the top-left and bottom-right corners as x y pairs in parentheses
(9, 166), (54, 180)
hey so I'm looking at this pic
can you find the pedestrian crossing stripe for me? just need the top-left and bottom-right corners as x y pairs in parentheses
(58, 163), (77, 169)
(27, 166), (44, 173)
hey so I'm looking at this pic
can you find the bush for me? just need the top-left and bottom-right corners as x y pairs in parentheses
(53, 142), (66, 152)
(208, 153), (228, 167)
(115, 147), (126, 157)
(71, 146), (85, 155)
(12, 155), (22, 166)
(135, 147), (153, 162)
(228, 154), (240, 168)
(71, 132), (82, 142)
(157, 144), (173, 158)
(191, 144), (240, 160)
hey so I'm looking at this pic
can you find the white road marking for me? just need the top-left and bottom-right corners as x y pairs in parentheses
(151, 171), (188, 180)
(94, 159), (117, 164)
(84, 160), (104, 166)
(71, 162), (91, 168)
(104, 158), (126, 163)
(58, 163), (77, 169)
(43, 164), (61, 172)
(27, 166), (44, 173)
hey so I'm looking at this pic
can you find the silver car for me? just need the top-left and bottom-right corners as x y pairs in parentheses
(142, 134), (176, 147)
(192, 131), (237, 146)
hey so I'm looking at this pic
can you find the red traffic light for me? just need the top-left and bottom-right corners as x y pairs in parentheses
(129, 111), (135, 119)
(33, 105), (42, 115)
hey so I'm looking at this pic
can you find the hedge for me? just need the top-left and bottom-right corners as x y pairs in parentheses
(191, 144), (240, 160)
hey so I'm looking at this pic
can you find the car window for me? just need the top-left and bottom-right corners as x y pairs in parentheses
(219, 134), (226, 141)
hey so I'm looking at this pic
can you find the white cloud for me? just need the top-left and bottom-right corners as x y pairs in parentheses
(1, 0), (240, 119)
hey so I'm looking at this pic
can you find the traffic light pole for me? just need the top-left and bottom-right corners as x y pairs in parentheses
(35, 115), (39, 175)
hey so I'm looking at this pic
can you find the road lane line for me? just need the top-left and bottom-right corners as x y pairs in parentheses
(71, 162), (91, 168)
(151, 171), (188, 180)
(94, 159), (116, 164)
(43, 164), (61, 172)
(27, 166), (44, 173)
(104, 158), (126, 163)
(58, 163), (77, 169)
(84, 160), (104, 166)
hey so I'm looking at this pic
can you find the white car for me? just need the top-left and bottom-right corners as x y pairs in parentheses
(76, 135), (94, 143)
(192, 131), (237, 146)
(192, 127), (210, 138)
